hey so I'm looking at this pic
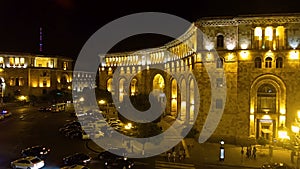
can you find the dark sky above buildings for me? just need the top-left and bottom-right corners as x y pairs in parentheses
(1, 0), (300, 58)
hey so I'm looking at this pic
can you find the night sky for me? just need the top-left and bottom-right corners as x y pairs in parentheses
(1, 0), (300, 59)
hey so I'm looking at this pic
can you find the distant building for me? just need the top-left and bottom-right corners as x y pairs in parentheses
(98, 13), (300, 143)
(0, 52), (73, 99)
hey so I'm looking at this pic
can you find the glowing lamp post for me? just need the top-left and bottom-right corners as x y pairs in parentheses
(219, 139), (225, 161)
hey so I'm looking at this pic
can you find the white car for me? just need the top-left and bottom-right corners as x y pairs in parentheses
(11, 156), (44, 169)
(61, 164), (90, 169)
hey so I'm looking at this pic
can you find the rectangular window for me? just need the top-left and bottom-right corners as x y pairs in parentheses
(216, 99), (223, 109)
(20, 58), (25, 66)
(9, 58), (14, 66)
(19, 77), (24, 86)
(9, 77), (15, 86)
(63, 62), (67, 70)
(0, 57), (4, 68)
(15, 57), (20, 66)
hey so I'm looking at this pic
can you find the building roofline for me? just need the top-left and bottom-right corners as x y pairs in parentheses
(0, 51), (73, 60)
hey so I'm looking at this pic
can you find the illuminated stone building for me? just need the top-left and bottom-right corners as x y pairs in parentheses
(98, 13), (300, 143)
(0, 52), (73, 99)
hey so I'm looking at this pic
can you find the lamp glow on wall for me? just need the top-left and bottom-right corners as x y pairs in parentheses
(240, 51), (249, 60)
(240, 43), (249, 50)
(226, 43), (235, 50)
(289, 50), (299, 60)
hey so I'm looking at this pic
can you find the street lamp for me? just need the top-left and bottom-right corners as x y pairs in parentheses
(219, 139), (225, 161)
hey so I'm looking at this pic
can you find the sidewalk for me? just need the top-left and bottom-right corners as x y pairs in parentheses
(158, 115), (297, 168)
(184, 138), (295, 168)
(85, 115), (298, 168)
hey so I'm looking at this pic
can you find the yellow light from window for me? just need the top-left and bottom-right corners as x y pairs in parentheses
(289, 50), (299, 60)
(254, 27), (262, 39)
(265, 27), (273, 41)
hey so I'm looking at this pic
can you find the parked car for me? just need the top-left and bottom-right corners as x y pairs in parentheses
(261, 162), (295, 169)
(11, 156), (45, 169)
(98, 148), (127, 161)
(104, 158), (134, 169)
(61, 164), (90, 169)
(21, 145), (51, 159)
(63, 153), (91, 165)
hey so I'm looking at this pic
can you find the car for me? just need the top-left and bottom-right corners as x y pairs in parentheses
(104, 158), (134, 169)
(11, 156), (45, 169)
(21, 145), (51, 159)
(98, 151), (122, 161)
(61, 164), (90, 169)
(63, 153), (92, 165)
(66, 130), (83, 139)
(1, 109), (12, 117)
(98, 148), (127, 161)
(261, 162), (295, 169)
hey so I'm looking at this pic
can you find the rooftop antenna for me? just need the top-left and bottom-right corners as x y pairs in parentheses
(39, 27), (43, 53)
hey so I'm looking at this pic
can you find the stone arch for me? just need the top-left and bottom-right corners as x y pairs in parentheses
(250, 74), (286, 140)
(180, 78), (187, 121)
(170, 78), (178, 117)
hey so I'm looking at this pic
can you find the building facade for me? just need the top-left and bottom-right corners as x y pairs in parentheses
(97, 13), (300, 143)
(0, 52), (73, 101)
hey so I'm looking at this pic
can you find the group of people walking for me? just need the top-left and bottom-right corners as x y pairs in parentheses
(166, 147), (186, 162)
(241, 146), (257, 162)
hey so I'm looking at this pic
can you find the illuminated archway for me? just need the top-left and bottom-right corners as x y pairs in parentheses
(130, 78), (138, 96)
(107, 78), (113, 92)
(153, 74), (165, 92)
(119, 78), (126, 102)
(189, 78), (195, 123)
(180, 79), (186, 120)
(171, 79), (178, 117)
(250, 74), (286, 140)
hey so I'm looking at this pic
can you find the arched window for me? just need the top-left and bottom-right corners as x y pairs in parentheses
(254, 57), (262, 68)
(276, 57), (283, 68)
(217, 35), (224, 48)
(216, 57), (223, 68)
(265, 57), (272, 68)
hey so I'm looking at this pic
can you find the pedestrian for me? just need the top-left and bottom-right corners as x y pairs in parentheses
(246, 147), (250, 159)
(249, 146), (252, 159)
(240, 147), (244, 162)
(179, 150), (183, 161)
(167, 151), (171, 162)
(183, 150), (186, 161)
(172, 151), (176, 162)
(252, 146), (257, 160)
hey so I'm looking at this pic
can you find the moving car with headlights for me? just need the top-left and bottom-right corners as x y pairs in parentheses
(63, 153), (91, 165)
(61, 164), (90, 169)
(21, 145), (51, 159)
(11, 156), (45, 169)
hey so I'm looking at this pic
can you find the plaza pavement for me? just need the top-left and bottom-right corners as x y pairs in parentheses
(85, 115), (299, 168)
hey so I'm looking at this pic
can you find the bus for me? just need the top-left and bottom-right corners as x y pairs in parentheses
(51, 103), (66, 112)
